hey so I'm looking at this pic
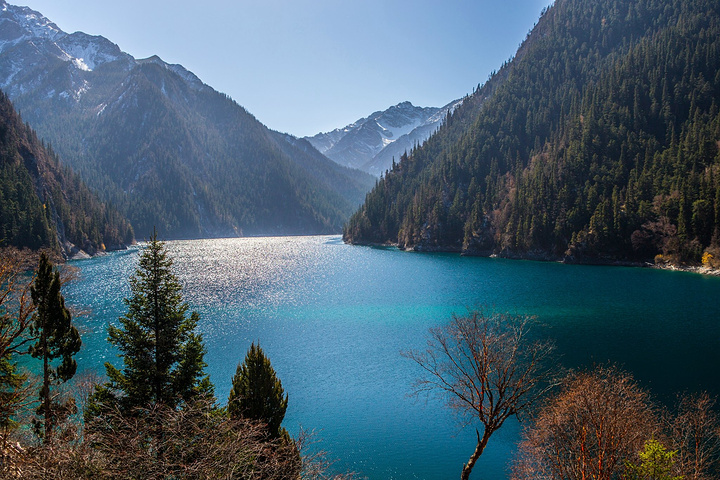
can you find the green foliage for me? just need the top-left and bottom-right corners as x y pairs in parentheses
(29, 252), (81, 441)
(0, 90), (134, 253)
(228, 342), (288, 439)
(345, 0), (720, 266)
(30, 253), (81, 381)
(625, 439), (683, 480)
(90, 233), (212, 415)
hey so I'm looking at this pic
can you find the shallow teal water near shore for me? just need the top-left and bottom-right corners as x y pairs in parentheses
(65, 235), (720, 479)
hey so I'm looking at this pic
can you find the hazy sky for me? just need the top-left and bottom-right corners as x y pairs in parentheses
(18, 0), (552, 137)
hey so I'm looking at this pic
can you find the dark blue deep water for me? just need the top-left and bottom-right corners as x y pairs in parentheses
(64, 235), (720, 479)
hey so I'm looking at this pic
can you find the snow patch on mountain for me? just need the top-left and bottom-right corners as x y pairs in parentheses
(0, 1), (207, 99)
(72, 57), (90, 71)
(306, 99), (463, 175)
(377, 117), (422, 140)
(0, 1), (63, 50)
(57, 32), (124, 71)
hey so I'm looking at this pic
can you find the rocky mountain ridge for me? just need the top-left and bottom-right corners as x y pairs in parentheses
(307, 99), (462, 176)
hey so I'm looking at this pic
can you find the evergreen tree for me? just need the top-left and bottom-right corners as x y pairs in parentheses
(29, 252), (81, 442)
(228, 342), (288, 439)
(91, 232), (212, 414)
(625, 439), (683, 480)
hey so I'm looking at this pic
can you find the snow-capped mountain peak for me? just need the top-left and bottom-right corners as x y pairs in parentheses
(0, 1), (63, 47)
(306, 99), (463, 175)
(0, 1), (212, 101)
(0, 1), (129, 79)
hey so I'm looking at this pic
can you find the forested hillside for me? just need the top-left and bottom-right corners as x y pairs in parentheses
(0, 90), (133, 254)
(345, 0), (720, 267)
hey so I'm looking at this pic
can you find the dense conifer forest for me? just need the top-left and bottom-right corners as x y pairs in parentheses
(0, 91), (133, 254)
(345, 0), (720, 267)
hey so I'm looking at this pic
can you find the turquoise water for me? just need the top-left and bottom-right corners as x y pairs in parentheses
(64, 235), (720, 479)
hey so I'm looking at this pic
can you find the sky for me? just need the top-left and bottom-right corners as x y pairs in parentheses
(17, 0), (553, 137)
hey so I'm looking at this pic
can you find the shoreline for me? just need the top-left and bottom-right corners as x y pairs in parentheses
(67, 235), (720, 277)
(347, 239), (720, 277)
(651, 263), (720, 276)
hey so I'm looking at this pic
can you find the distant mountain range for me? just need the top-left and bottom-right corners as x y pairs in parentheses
(306, 100), (462, 176)
(0, 1), (375, 239)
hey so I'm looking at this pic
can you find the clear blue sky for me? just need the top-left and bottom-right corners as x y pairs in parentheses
(18, 0), (552, 137)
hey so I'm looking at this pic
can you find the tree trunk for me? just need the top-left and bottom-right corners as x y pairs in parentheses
(461, 428), (492, 480)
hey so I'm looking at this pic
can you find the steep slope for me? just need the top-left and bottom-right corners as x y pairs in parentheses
(345, 0), (720, 267)
(307, 100), (461, 176)
(0, 1), (375, 239)
(0, 90), (133, 254)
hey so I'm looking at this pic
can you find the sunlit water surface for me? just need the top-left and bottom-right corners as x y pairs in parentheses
(65, 235), (720, 479)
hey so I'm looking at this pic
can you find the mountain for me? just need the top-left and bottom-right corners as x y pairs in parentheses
(306, 100), (462, 176)
(0, 89), (133, 255)
(0, 1), (375, 239)
(345, 0), (720, 268)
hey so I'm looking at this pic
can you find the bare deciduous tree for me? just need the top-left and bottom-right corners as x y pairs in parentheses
(403, 310), (555, 480)
(672, 392), (720, 480)
(0, 247), (38, 473)
(0, 247), (37, 361)
(88, 400), (300, 479)
(13, 397), (355, 480)
(296, 429), (359, 480)
(512, 365), (659, 480)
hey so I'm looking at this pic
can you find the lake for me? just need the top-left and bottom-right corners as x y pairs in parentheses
(65, 235), (720, 479)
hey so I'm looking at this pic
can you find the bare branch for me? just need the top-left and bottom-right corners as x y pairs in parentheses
(672, 392), (720, 480)
(402, 309), (556, 479)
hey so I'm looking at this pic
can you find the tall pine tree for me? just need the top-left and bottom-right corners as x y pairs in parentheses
(90, 232), (212, 414)
(228, 342), (288, 439)
(29, 252), (81, 442)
